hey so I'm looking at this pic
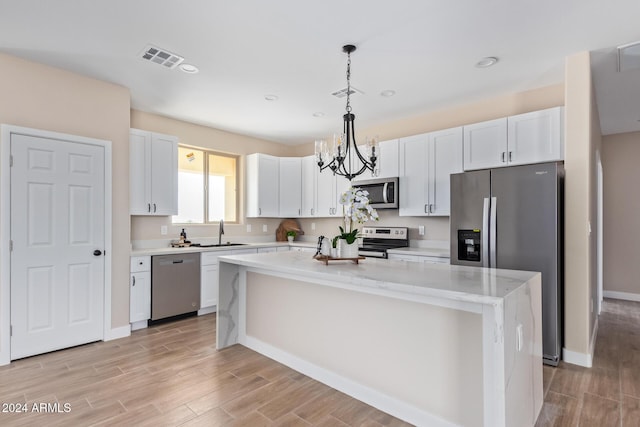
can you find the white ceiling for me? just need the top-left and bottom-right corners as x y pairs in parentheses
(1, 0), (639, 144)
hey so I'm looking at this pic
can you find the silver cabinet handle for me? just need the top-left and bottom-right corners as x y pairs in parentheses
(147, 203), (151, 212)
(132, 276), (136, 286)
(258, 208), (262, 215)
(501, 152), (506, 162)
(508, 151), (513, 162)
(429, 204), (434, 213)
(298, 209), (301, 216)
(153, 203), (157, 213)
(311, 208), (314, 215)
(424, 205), (428, 214)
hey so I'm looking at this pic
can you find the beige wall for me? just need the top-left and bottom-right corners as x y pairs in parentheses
(601, 131), (640, 295)
(0, 53), (131, 329)
(563, 51), (601, 357)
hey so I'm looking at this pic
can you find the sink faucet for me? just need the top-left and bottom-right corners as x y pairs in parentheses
(219, 219), (224, 245)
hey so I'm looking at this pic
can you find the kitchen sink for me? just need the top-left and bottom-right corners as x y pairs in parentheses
(193, 243), (247, 247)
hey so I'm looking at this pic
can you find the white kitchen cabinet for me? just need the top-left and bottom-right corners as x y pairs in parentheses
(130, 256), (151, 328)
(387, 253), (450, 264)
(463, 118), (508, 171)
(279, 157), (302, 217)
(290, 246), (316, 253)
(257, 246), (278, 253)
(507, 107), (564, 166)
(316, 169), (349, 217)
(129, 129), (178, 215)
(246, 153), (279, 217)
(301, 155), (317, 217)
(463, 107), (564, 170)
(200, 250), (231, 313)
(399, 127), (463, 216)
(373, 139), (399, 178)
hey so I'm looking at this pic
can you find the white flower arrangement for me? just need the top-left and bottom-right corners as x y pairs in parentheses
(338, 186), (379, 242)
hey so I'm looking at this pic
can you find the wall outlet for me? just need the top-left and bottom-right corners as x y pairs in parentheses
(418, 225), (425, 236)
(311, 222), (316, 231)
(246, 224), (252, 233)
(160, 225), (168, 235)
(262, 224), (268, 233)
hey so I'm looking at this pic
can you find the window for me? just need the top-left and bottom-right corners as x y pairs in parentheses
(172, 146), (238, 224)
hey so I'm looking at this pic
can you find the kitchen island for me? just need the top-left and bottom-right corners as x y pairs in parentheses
(217, 251), (542, 427)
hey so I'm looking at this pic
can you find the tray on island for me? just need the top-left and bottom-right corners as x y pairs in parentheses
(313, 255), (365, 265)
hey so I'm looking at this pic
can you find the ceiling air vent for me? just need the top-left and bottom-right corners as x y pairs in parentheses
(331, 86), (363, 98)
(140, 45), (184, 69)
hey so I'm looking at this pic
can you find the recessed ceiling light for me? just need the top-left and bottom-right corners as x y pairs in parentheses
(179, 63), (199, 74)
(475, 57), (499, 68)
(313, 112), (325, 117)
(264, 94), (279, 101)
(380, 90), (396, 97)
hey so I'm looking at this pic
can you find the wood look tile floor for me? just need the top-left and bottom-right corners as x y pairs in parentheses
(536, 298), (640, 427)
(1, 298), (639, 426)
(0, 314), (412, 427)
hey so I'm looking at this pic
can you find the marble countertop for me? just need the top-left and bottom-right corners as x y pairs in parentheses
(218, 250), (539, 305)
(130, 241), (315, 256)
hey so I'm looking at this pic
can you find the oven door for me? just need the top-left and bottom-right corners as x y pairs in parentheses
(353, 177), (398, 209)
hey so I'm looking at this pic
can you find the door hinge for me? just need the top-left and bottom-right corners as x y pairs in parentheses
(10, 155), (13, 167)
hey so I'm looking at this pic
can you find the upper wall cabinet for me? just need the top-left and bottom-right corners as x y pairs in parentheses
(399, 127), (463, 216)
(351, 139), (399, 182)
(463, 106), (564, 170)
(246, 153), (279, 217)
(279, 157), (302, 217)
(301, 156), (317, 217)
(130, 129), (178, 216)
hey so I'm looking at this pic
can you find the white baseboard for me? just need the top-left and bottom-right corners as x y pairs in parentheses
(562, 318), (598, 368)
(603, 290), (640, 302)
(198, 306), (217, 316)
(243, 335), (456, 427)
(130, 320), (148, 331)
(104, 325), (131, 341)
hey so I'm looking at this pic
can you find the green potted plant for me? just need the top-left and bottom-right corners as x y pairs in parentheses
(286, 230), (297, 243)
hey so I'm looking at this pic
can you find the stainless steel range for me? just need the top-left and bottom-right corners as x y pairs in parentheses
(359, 226), (409, 258)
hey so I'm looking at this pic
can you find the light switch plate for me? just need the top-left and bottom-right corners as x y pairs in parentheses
(262, 224), (268, 233)
(160, 225), (168, 235)
(246, 224), (252, 233)
(311, 222), (316, 230)
(418, 225), (425, 236)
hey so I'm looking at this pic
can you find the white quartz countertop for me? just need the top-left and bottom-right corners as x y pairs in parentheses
(218, 250), (539, 304)
(130, 241), (315, 256)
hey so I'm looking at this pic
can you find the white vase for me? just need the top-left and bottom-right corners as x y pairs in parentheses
(338, 239), (359, 258)
(287, 236), (294, 243)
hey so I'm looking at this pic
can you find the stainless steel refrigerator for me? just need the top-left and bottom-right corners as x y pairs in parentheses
(450, 162), (564, 366)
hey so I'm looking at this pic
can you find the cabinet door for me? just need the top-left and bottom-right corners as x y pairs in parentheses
(279, 157), (302, 217)
(399, 134), (429, 216)
(257, 247), (278, 253)
(150, 133), (178, 215)
(463, 118), (508, 170)
(316, 169), (337, 217)
(246, 154), (279, 217)
(301, 156), (317, 217)
(428, 127), (463, 216)
(377, 139), (399, 178)
(129, 130), (151, 214)
(507, 107), (564, 166)
(130, 271), (151, 322)
(335, 175), (351, 217)
(200, 264), (219, 309)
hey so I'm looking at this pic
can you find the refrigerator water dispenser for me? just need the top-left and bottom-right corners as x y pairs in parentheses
(457, 230), (481, 262)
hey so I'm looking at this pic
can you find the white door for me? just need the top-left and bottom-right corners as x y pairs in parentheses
(10, 134), (105, 360)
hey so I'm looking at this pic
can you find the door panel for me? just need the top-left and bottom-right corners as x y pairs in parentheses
(449, 170), (490, 267)
(11, 133), (105, 360)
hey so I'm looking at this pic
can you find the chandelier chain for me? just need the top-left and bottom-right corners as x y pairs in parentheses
(345, 52), (352, 113)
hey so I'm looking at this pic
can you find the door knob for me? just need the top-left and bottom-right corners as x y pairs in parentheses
(93, 250), (102, 256)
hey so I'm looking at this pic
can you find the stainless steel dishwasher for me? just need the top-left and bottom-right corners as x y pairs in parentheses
(151, 252), (201, 320)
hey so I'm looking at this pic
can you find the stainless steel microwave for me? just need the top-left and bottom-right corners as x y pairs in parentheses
(351, 177), (398, 209)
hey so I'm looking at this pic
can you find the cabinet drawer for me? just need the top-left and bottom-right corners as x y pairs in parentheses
(201, 250), (234, 266)
(130, 256), (150, 272)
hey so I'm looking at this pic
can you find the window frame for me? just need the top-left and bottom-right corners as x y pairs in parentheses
(173, 144), (240, 225)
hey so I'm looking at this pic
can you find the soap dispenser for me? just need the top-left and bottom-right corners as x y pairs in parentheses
(179, 228), (187, 243)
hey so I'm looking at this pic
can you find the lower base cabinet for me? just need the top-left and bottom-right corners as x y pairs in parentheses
(130, 256), (151, 328)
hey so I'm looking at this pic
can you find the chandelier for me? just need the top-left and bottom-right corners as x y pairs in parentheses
(315, 44), (379, 181)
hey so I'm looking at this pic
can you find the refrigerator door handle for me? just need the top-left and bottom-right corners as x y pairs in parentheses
(482, 197), (490, 267)
(490, 196), (497, 268)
